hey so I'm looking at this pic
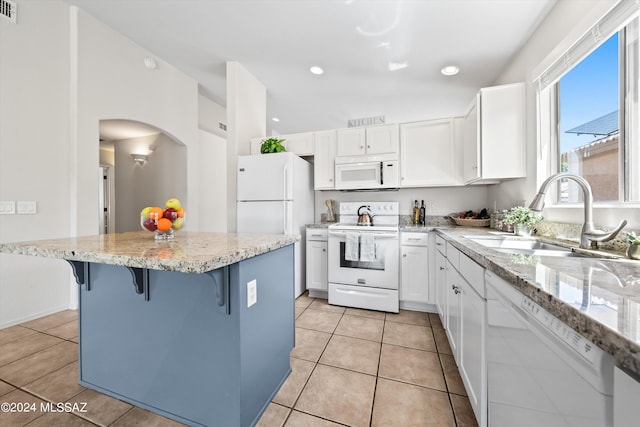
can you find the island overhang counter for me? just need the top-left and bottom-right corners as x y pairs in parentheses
(0, 231), (299, 427)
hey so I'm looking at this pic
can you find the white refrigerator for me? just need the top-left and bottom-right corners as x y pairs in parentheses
(237, 152), (314, 297)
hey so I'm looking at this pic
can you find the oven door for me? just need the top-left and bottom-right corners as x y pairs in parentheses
(328, 229), (399, 290)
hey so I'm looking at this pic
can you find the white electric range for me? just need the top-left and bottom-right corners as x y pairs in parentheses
(327, 202), (399, 313)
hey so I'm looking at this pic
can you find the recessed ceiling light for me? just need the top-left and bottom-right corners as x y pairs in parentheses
(272, 117), (280, 122)
(310, 66), (324, 75)
(441, 65), (459, 76)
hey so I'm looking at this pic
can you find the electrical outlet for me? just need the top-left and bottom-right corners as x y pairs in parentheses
(17, 201), (36, 214)
(247, 279), (257, 308)
(0, 201), (16, 214)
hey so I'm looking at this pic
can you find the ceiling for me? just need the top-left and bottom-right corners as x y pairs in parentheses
(69, 0), (556, 137)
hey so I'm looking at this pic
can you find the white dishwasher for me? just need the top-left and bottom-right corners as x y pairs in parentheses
(485, 271), (614, 427)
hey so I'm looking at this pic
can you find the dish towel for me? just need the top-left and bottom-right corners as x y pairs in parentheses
(359, 234), (376, 262)
(345, 232), (360, 261)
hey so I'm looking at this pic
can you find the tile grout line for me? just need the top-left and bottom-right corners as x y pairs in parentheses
(282, 302), (345, 426)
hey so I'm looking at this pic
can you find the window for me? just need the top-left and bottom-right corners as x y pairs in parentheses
(537, 0), (640, 206)
(557, 33), (620, 203)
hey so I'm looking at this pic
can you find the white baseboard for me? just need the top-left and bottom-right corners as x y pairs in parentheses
(0, 305), (75, 330)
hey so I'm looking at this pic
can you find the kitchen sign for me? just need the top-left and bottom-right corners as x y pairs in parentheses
(347, 115), (385, 127)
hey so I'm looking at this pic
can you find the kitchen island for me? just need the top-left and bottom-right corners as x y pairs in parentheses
(0, 231), (298, 427)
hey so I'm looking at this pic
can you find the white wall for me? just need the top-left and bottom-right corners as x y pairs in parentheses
(0, 1), (209, 327)
(0, 1), (73, 327)
(226, 62), (267, 231)
(488, 0), (640, 227)
(73, 7), (199, 237)
(199, 94), (227, 139)
(113, 134), (187, 232)
(197, 130), (227, 232)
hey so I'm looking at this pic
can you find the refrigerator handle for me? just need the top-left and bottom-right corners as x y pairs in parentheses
(282, 202), (287, 234)
(283, 165), (288, 200)
(380, 161), (384, 185)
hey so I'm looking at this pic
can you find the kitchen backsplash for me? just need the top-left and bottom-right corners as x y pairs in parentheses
(534, 220), (632, 253)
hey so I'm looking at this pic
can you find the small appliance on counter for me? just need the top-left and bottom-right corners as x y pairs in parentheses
(327, 202), (399, 313)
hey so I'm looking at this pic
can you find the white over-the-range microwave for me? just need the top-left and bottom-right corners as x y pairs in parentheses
(334, 153), (399, 190)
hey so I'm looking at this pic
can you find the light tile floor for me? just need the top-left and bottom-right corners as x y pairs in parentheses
(0, 295), (477, 426)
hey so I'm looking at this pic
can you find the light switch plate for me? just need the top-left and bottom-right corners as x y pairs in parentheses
(17, 201), (37, 214)
(247, 279), (257, 308)
(0, 201), (16, 214)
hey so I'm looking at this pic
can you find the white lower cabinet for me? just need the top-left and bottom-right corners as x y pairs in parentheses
(400, 232), (429, 308)
(435, 235), (447, 323)
(441, 236), (487, 427)
(445, 262), (461, 358)
(458, 272), (486, 427)
(306, 228), (328, 296)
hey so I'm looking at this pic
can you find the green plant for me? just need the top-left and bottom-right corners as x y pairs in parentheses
(627, 231), (640, 245)
(260, 137), (286, 154)
(503, 206), (542, 227)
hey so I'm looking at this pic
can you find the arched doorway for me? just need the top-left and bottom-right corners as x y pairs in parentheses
(99, 119), (187, 233)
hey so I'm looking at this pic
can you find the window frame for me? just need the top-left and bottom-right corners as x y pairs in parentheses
(536, 1), (640, 212)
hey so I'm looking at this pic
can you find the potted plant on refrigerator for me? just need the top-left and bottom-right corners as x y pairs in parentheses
(260, 137), (286, 154)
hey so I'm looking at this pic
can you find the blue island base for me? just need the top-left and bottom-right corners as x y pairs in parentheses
(76, 245), (294, 427)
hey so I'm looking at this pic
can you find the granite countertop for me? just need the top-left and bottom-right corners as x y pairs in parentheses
(438, 227), (640, 376)
(0, 231), (299, 274)
(306, 223), (333, 229)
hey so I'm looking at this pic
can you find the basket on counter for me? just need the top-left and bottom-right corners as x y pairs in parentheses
(449, 216), (491, 227)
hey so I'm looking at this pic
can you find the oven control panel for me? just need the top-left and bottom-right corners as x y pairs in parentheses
(338, 202), (399, 216)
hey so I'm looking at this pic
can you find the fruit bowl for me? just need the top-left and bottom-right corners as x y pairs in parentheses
(449, 216), (490, 227)
(140, 199), (185, 240)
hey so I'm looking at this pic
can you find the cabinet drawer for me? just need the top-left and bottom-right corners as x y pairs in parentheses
(306, 228), (328, 241)
(401, 232), (429, 246)
(446, 242), (460, 271)
(459, 253), (484, 297)
(435, 235), (446, 255)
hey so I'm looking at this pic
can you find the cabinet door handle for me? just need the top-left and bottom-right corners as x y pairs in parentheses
(403, 254), (407, 257)
(322, 249), (326, 252)
(439, 266), (445, 270)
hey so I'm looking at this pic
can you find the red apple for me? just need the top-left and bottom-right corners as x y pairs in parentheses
(163, 208), (178, 221)
(143, 218), (157, 231)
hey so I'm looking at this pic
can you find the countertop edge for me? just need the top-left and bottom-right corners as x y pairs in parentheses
(0, 233), (299, 274)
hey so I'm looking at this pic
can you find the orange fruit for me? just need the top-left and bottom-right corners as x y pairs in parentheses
(157, 218), (172, 232)
(177, 208), (185, 218)
(149, 207), (164, 220)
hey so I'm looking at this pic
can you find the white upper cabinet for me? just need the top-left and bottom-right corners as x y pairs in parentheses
(336, 124), (399, 157)
(282, 132), (314, 156)
(400, 118), (463, 187)
(365, 124), (399, 154)
(463, 99), (480, 183)
(314, 130), (337, 190)
(336, 128), (366, 156)
(463, 82), (526, 184)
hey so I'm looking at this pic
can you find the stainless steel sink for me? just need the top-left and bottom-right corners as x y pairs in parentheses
(464, 235), (587, 257)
